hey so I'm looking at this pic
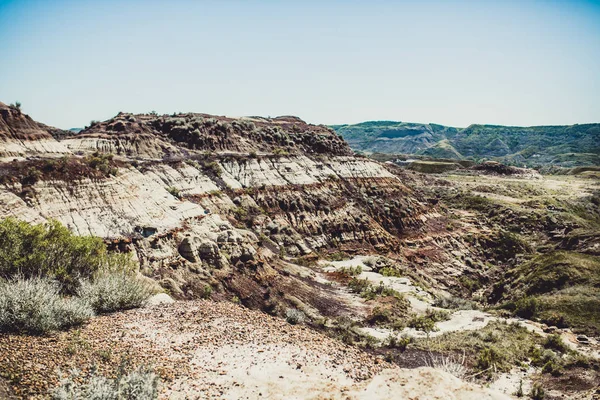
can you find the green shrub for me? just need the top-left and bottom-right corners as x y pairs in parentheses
(348, 277), (371, 294)
(326, 251), (350, 261)
(543, 334), (568, 353)
(367, 307), (392, 325)
(514, 296), (540, 319)
(408, 315), (438, 337)
(529, 383), (545, 400)
(0, 218), (112, 293)
(475, 346), (504, 373)
(385, 334), (412, 351)
(0, 277), (94, 334)
(52, 365), (159, 400)
(78, 271), (152, 313)
(201, 284), (213, 299)
(432, 296), (475, 310)
(166, 186), (181, 199)
(338, 265), (362, 277)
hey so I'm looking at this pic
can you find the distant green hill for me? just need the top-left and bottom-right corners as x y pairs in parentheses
(331, 121), (600, 167)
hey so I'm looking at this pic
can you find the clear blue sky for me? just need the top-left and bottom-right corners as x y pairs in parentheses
(1, 0), (599, 129)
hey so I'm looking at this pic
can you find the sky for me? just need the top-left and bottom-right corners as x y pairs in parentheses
(0, 0), (599, 129)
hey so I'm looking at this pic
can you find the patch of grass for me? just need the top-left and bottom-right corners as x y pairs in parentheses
(536, 287), (600, 335)
(511, 252), (600, 296)
(415, 320), (543, 373)
(501, 251), (600, 335)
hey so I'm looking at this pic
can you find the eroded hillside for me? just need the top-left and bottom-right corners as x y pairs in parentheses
(1, 105), (599, 399)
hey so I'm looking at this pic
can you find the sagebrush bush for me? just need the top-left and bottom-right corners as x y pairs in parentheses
(52, 366), (159, 400)
(78, 271), (153, 313)
(285, 308), (305, 325)
(0, 277), (94, 334)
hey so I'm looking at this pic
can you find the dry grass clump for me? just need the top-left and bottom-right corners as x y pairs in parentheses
(52, 365), (159, 400)
(0, 277), (93, 334)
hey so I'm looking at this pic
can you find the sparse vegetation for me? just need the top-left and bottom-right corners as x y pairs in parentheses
(415, 321), (543, 374)
(78, 271), (152, 313)
(0, 219), (151, 333)
(338, 265), (362, 277)
(285, 308), (305, 325)
(529, 383), (545, 400)
(166, 186), (181, 199)
(52, 365), (159, 400)
(0, 277), (94, 334)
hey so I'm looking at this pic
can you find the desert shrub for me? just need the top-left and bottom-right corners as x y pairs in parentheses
(543, 334), (568, 353)
(367, 307), (392, 325)
(422, 308), (451, 323)
(201, 284), (213, 299)
(432, 296), (475, 310)
(23, 167), (42, 185)
(348, 277), (372, 294)
(529, 383), (545, 400)
(326, 251), (350, 261)
(384, 334), (412, 351)
(379, 267), (402, 277)
(475, 346), (504, 373)
(285, 308), (305, 325)
(83, 152), (118, 176)
(0, 277), (94, 334)
(408, 315), (438, 337)
(0, 218), (114, 293)
(166, 186), (181, 199)
(338, 265), (362, 277)
(530, 347), (564, 376)
(78, 271), (152, 313)
(202, 161), (222, 177)
(52, 365), (159, 400)
(514, 296), (540, 319)
(406, 309), (449, 337)
(362, 257), (377, 268)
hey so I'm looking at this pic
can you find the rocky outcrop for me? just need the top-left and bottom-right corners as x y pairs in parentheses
(0, 102), (71, 158)
(0, 104), (481, 310)
(72, 112), (352, 158)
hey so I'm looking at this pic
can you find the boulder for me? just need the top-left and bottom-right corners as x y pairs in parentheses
(145, 293), (175, 306)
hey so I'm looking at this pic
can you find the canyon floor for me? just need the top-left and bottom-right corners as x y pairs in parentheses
(1, 299), (514, 400)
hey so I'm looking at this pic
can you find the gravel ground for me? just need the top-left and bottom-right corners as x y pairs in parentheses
(0, 300), (511, 399)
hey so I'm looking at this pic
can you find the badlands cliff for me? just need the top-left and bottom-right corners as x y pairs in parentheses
(1, 102), (599, 399)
